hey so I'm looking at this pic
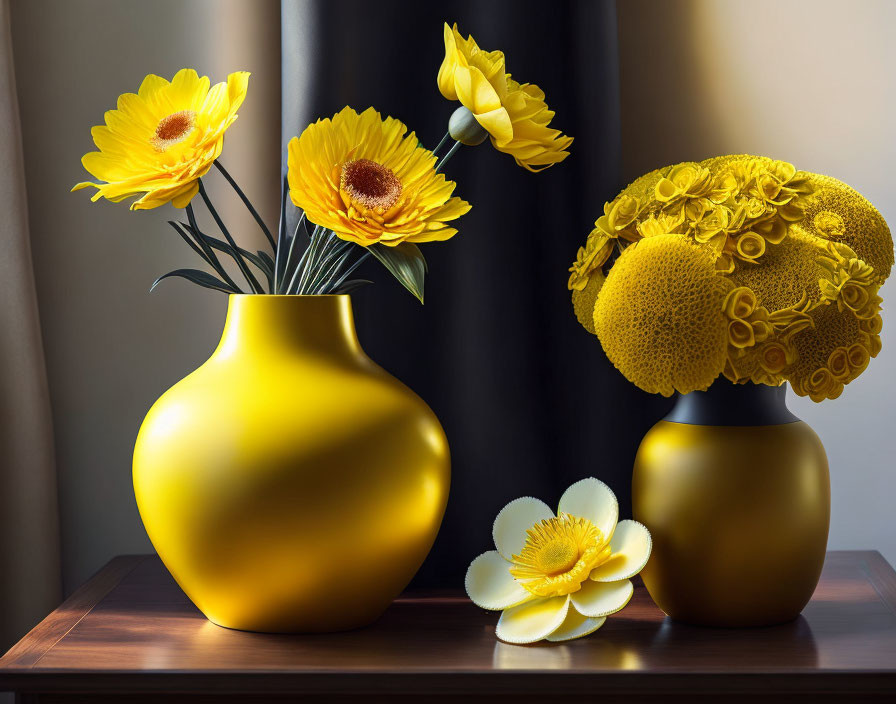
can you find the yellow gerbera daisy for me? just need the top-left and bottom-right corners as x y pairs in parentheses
(73, 69), (249, 209)
(287, 107), (471, 247)
(437, 23), (572, 172)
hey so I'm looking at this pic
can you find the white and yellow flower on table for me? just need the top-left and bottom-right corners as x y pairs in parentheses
(466, 478), (651, 643)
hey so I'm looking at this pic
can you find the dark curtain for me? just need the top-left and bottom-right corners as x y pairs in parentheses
(281, 0), (672, 588)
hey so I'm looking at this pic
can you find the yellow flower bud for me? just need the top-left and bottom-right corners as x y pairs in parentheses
(728, 319), (755, 348)
(758, 341), (793, 374)
(859, 313), (883, 336)
(735, 232), (766, 260)
(753, 217), (787, 245)
(813, 211), (845, 239)
(448, 106), (489, 146)
(847, 343), (870, 374)
(841, 282), (870, 313)
(723, 286), (757, 319)
(607, 195), (640, 231)
(827, 347), (850, 381)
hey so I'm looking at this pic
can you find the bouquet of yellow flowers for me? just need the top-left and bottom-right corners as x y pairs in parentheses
(569, 155), (893, 401)
(73, 24), (571, 303)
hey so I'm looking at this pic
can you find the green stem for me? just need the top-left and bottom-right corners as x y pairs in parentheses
(197, 179), (264, 294)
(329, 250), (370, 292)
(278, 212), (306, 294)
(432, 131), (450, 156)
(285, 225), (321, 294)
(213, 160), (276, 251)
(186, 204), (242, 293)
(274, 174), (289, 292)
(435, 140), (462, 173)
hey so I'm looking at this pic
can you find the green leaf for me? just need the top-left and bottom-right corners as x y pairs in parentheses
(178, 223), (274, 292)
(150, 269), (238, 294)
(257, 250), (276, 277)
(369, 242), (427, 303)
(334, 279), (374, 294)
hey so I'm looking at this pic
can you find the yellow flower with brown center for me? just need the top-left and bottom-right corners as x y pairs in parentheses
(73, 69), (249, 209)
(287, 107), (471, 247)
(438, 23), (572, 171)
(465, 478), (651, 643)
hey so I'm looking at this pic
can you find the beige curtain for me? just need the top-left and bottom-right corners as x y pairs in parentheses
(3, 0), (280, 643)
(0, 0), (62, 652)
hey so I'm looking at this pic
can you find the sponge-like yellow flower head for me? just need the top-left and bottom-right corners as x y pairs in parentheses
(593, 235), (733, 397)
(801, 174), (893, 283)
(571, 155), (893, 402)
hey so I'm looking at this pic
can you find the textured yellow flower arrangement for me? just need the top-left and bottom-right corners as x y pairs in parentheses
(569, 156), (893, 401)
(73, 24), (571, 302)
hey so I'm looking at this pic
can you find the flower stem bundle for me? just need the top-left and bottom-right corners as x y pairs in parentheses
(74, 23), (572, 303)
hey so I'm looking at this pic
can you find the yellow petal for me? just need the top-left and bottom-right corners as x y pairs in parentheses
(137, 73), (169, 100)
(545, 609), (606, 642)
(492, 496), (554, 561)
(465, 551), (531, 611)
(570, 578), (633, 617)
(226, 71), (251, 113)
(495, 596), (569, 644)
(437, 23), (460, 100)
(589, 520), (652, 582)
(454, 65), (502, 116)
(474, 107), (513, 146)
(557, 477), (618, 543)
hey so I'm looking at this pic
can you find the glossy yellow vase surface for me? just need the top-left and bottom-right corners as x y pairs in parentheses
(133, 295), (450, 632)
(632, 383), (830, 627)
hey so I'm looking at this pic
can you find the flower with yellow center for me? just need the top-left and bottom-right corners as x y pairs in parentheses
(287, 107), (471, 247)
(73, 69), (249, 209)
(438, 23), (572, 171)
(465, 478), (651, 644)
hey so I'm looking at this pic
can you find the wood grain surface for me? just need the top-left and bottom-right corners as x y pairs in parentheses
(1, 551), (895, 702)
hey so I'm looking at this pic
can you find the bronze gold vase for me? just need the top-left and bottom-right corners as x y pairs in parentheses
(632, 381), (830, 627)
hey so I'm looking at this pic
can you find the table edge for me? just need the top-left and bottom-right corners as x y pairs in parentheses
(0, 670), (894, 696)
(2, 550), (895, 691)
(0, 555), (146, 669)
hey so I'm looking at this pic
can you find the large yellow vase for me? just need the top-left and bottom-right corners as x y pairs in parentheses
(133, 295), (450, 632)
(632, 381), (829, 627)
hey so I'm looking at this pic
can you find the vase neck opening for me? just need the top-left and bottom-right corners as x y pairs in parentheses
(664, 378), (800, 426)
(216, 295), (364, 361)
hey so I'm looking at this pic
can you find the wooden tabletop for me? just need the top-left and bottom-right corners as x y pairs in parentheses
(2, 551), (895, 703)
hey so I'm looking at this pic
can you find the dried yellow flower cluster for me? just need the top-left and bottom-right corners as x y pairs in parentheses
(570, 155), (893, 401)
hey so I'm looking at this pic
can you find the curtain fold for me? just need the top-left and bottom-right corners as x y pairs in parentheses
(282, 0), (670, 587)
(0, 0), (62, 651)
